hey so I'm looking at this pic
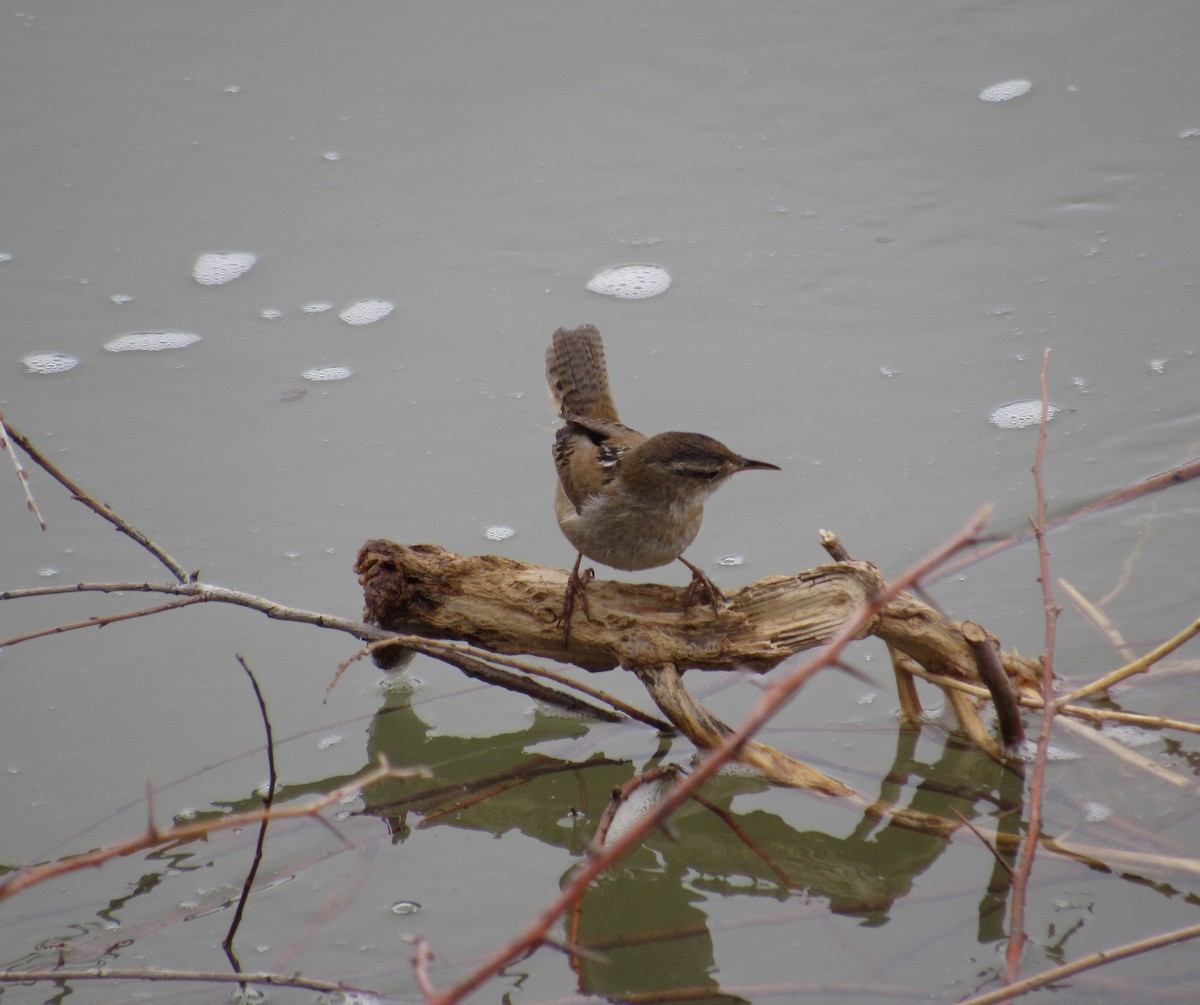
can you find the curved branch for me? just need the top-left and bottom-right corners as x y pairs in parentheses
(4, 421), (191, 583)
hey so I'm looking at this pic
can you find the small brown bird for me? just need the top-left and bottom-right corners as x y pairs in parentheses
(546, 324), (779, 640)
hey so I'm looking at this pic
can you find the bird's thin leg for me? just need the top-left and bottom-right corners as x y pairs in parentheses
(678, 557), (724, 616)
(557, 551), (595, 645)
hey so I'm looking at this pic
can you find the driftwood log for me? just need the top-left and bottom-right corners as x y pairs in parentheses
(356, 540), (1041, 792)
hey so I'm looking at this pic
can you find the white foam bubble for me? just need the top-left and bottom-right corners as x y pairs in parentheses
(979, 79), (1033, 103)
(23, 352), (80, 374)
(104, 331), (202, 352)
(1100, 724), (1159, 748)
(301, 365), (353, 382)
(192, 251), (258, 286)
(586, 264), (671, 299)
(339, 299), (395, 325)
(989, 400), (1059, 429)
(605, 778), (671, 844)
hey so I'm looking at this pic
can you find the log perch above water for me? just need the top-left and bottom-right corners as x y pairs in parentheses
(355, 539), (1041, 790)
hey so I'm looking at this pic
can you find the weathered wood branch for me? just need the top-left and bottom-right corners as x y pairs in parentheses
(355, 540), (1041, 789)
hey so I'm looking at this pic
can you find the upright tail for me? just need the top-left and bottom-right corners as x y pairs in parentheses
(545, 325), (621, 422)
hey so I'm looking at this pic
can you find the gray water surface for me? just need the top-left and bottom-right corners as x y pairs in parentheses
(3, 3), (1199, 1002)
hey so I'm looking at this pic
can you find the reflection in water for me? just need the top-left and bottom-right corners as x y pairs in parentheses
(350, 689), (1024, 1000)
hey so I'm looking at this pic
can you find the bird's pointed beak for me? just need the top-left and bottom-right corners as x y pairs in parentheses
(738, 457), (781, 472)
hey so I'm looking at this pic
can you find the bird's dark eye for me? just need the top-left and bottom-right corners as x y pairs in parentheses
(674, 464), (720, 481)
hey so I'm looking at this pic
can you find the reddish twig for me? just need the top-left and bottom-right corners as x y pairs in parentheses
(0, 760), (421, 901)
(1, 580), (387, 643)
(411, 936), (437, 996)
(691, 792), (800, 891)
(0, 595), (207, 648)
(1003, 348), (1062, 986)
(959, 920), (1200, 1005)
(590, 765), (682, 848)
(0, 967), (362, 994)
(4, 419), (191, 583)
(0, 411), (46, 531)
(951, 807), (1015, 880)
(931, 456), (1200, 584)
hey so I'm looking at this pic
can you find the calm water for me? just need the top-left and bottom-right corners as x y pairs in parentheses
(3, 2), (1200, 1002)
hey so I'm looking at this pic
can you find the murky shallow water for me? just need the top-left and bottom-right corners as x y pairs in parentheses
(3, 2), (1200, 1002)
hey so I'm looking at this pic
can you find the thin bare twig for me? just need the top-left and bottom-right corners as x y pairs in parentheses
(1, 575), (666, 729)
(1003, 348), (1060, 986)
(331, 634), (671, 729)
(4, 419), (191, 582)
(896, 656), (1200, 739)
(959, 920), (1200, 1005)
(411, 936), (437, 997)
(0, 411), (46, 531)
(223, 656), (277, 961)
(951, 807), (1015, 880)
(931, 456), (1200, 584)
(0, 595), (207, 647)
(1055, 615), (1200, 706)
(1, 580), (388, 642)
(692, 792), (800, 891)
(0, 967), (363, 994)
(0, 760), (422, 901)
(1054, 716), (1199, 794)
(1056, 578), (1135, 662)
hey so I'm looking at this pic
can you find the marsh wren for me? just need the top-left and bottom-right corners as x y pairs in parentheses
(546, 324), (779, 639)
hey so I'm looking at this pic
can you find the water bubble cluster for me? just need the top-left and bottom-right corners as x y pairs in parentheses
(339, 299), (395, 326)
(318, 992), (381, 1005)
(104, 331), (202, 353)
(988, 400), (1060, 429)
(586, 264), (671, 299)
(605, 777), (671, 844)
(302, 365), (353, 382)
(1100, 724), (1159, 748)
(192, 251), (258, 286)
(979, 79), (1033, 102)
(1013, 739), (1081, 762)
(485, 525), (515, 541)
(23, 352), (80, 374)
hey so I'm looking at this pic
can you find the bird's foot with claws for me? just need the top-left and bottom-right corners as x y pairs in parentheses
(557, 554), (595, 646)
(679, 557), (724, 617)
